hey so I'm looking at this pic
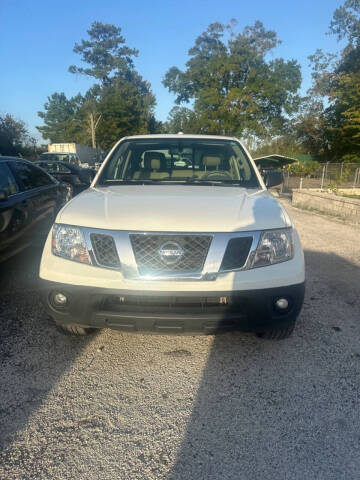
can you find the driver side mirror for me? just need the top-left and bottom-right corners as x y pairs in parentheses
(263, 170), (283, 188)
(0, 190), (8, 201)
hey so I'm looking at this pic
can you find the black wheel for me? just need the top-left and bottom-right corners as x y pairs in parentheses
(56, 323), (96, 336)
(256, 321), (296, 340)
(63, 183), (74, 202)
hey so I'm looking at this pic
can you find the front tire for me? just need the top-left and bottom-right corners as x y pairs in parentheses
(256, 321), (296, 340)
(56, 323), (96, 336)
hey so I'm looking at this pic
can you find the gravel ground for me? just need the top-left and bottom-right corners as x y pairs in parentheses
(0, 200), (359, 480)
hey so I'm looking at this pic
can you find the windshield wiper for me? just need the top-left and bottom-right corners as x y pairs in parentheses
(184, 179), (224, 185)
(183, 178), (243, 186)
(100, 179), (167, 186)
(99, 178), (245, 187)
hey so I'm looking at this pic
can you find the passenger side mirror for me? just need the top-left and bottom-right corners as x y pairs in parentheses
(263, 170), (283, 188)
(0, 190), (8, 201)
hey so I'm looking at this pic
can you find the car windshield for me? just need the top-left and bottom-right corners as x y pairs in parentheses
(38, 162), (73, 173)
(97, 138), (260, 188)
(40, 153), (69, 161)
(40, 153), (80, 166)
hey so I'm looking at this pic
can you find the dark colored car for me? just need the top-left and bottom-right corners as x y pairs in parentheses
(36, 161), (95, 200)
(0, 157), (66, 262)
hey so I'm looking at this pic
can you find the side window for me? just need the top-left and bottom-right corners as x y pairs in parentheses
(39, 162), (70, 174)
(39, 162), (55, 173)
(70, 154), (80, 166)
(10, 161), (54, 190)
(37, 162), (48, 173)
(57, 163), (71, 173)
(32, 164), (56, 186)
(0, 163), (19, 195)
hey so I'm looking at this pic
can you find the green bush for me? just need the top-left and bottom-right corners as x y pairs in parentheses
(286, 161), (321, 177)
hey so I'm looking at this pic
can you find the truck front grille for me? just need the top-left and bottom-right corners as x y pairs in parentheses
(86, 228), (257, 276)
(90, 233), (120, 268)
(130, 234), (212, 275)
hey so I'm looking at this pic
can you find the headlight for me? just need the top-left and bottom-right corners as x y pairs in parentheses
(52, 224), (90, 264)
(250, 228), (294, 268)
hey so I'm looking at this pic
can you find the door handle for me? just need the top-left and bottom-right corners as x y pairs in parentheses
(21, 200), (29, 207)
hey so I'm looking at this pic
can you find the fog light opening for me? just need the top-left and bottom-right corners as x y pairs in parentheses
(53, 293), (68, 306)
(275, 298), (289, 311)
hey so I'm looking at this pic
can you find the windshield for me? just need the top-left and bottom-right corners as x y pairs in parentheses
(97, 138), (260, 188)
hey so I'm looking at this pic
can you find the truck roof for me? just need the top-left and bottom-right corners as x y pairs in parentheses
(122, 134), (240, 141)
(0, 156), (28, 162)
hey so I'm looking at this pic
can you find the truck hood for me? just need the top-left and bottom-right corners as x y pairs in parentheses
(57, 185), (291, 232)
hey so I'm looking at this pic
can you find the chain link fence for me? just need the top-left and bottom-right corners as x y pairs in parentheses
(281, 163), (360, 193)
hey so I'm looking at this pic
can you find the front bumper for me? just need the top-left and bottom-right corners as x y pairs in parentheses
(42, 281), (305, 334)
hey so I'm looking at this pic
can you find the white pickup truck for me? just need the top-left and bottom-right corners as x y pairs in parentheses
(40, 134), (305, 339)
(40, 143), (101, 168)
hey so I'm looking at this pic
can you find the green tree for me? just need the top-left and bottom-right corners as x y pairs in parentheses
(0, 114), (36, 156)
(69, 23), (156, 149)
(285, 161), (321, 177)
(325, 71), (360, 161)
(252, 135), (305, 157)
(163, 106), (199, 133)
(68, 22), (138, 86)
(293, 101), (331, 156)
(95, 74), (156, 149)
(163, 21), (302, 138)
(72, 85), (103, 147)
(330, 0), (360, 46)
(37, 92), (84, 143)
(308, 1), (360, 162)
(38, 22), (157, 148)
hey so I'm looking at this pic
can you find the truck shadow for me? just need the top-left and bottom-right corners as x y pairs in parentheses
(0, 246), (97, 456)
(168, 249), (360, 479)
(1, 246), (359, 478)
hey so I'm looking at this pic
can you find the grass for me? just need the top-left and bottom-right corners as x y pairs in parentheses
(292, 203), (347, 222)
(339, 193), (360, 200)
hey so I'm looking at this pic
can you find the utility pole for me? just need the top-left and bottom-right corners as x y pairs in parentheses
(320, 165), (326, 190)
(89, 112), (102, 148)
